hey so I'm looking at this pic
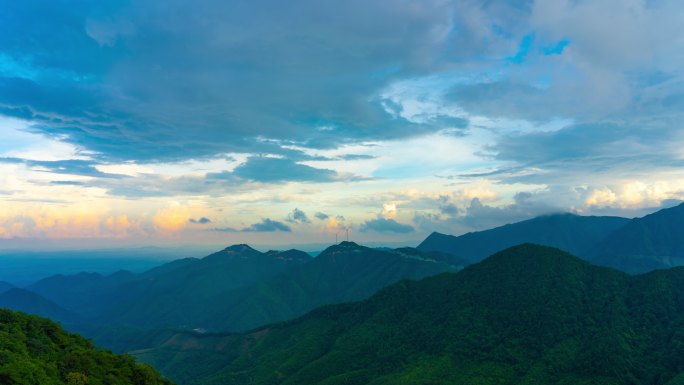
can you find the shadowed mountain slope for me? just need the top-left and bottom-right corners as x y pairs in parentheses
(418, 213), (629, 263)
(588, 202), (684, 273)
(0, 288), (80, 326)
(196, 242), (457, 331)
(137, 244), (684, 385)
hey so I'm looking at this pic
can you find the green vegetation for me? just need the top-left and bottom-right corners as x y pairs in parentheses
(0, 308), (173, 385)
(138, 244), (684, 385)
(195, 242), (456, 331)
(17, 243), (456, 352)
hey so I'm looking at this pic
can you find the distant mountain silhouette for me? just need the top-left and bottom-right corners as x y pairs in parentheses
(195, 242), (457, 331)
(0, 288), (81, 325)
(12, 243), (458, 353)
(418, 213), (629, 263)
(588, 202), (684, 273)
(100, 245), (312, 331)
(0, 281), (13, 294)
(136, 244), (684, 385)
(28, 270), (137, 318)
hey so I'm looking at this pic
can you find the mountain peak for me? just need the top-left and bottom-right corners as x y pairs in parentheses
(264, 249), (312, 262)
(484, 243), (581, 265)
(223, 244), (258, 252)
(338, 241), (363, 249)
(220, 244), (262, 257)
(320, 241), (365, 254)
(201, 244), (263, 262)
(464, 243), (608, 286)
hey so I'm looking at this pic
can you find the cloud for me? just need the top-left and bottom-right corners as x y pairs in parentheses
(437, 196), (459, 216)
(414, 191), (563, 234)
(242, 218), (292, 233)
(381, 202), (398, 219)
(49, 181), (85, 186)
(286, 208), (310, 224)
(360, 216), (414, 233)
(211, 227), (238, 233)
(2, 0), (684, 245)
(584, 181), (684, 211)
(0, 157), (121, 178)
(338, 154), (376, 161)
(322, 215), (347, 232)
(212, 218), (292, 233)
(189, 217), (211, 224)
(0, 206), (149, 240)
(231, 156), (339, 183)
(487, 121), (684, 186)
(460, 193), (561, 229)
(0, 0), (468, 163)
(1, 0), (682, 170)
(152, 204), (190, 235)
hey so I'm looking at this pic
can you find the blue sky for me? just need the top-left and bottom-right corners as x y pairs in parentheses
(0, 0), (683, 248)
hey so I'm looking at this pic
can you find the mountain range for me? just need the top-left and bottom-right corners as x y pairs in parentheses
(419, 202), (684, 273)
(8, 243), (457, 352)
(135, 244), (684, 385)
(0, 288), (80, 325)
(3, 203), (684, 384)
(587, 202), (684, 273)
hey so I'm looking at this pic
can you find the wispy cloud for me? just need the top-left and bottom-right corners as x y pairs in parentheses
(1, 0), (683, 244)
(212, 218), (292, 233)
(360, 217), (414, 234)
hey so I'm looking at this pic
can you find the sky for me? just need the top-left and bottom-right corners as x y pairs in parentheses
(1, 0), (683, 249)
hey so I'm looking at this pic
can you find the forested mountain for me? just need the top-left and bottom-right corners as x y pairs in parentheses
(418, 213), (629, 263)
(0, 308), (172, 384)
(136, 244), (684, 385)
(418, 203), (684, 274)
(99, 245), (312, 331)
(194, 242), (456, 331)
(28, 245), (311, 324)
(588, 203), (684, 273)
(5, 243), (458, 353)
(28, 270), (138, 318)
(0, 288), (80, 326)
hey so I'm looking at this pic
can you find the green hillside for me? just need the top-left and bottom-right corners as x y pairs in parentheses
(0, 308), (173, 385)
(137, 244), (684, 385)
(16, 243), (455, 353)
(196, 242), (456, 331)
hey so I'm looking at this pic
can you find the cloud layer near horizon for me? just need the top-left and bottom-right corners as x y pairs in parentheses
(1, 0), (684, 245)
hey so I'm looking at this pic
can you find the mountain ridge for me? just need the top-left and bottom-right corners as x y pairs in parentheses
(136, 243), (684, 385)
(10, 242), (459, 353)
(418, 213), (630, 263)
(588, 203), (684, 273)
